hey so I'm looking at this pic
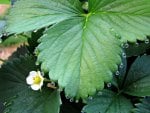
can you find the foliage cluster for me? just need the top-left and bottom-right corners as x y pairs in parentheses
(0, 0), (150, 113)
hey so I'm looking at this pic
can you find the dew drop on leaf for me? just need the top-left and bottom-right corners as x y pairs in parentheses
(69, 98), (74, 102)
(75, 100), (79, 103)
(50, 81), (55, 86)
(66, 95), (70, 99)
(107, 83), (112, 87)
(34, 29), (38, 33)
(124, 43), (129, 48)
(81, 110), (85, 113)
(35, 61), (40, 66)
(122, 53), (126, 58)
(115, 71), (120, 76)
(122, 43), (129, 48)
(3, 33), (7, 36)
(119, 63), (124, 69)
(135, 42), (139, 47)
(145, 39), (149, 44)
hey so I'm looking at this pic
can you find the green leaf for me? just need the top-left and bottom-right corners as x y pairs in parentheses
(8, 0), (150, 99)
(82, 90), (133, 113)
(133, 97), (150, 113)
(123, 55), (150, 96)
(88, 0), (150, 43)
(8, 46), (29, 60)
(0, 55), (61, 113)
(0, 34), (28, 47)
(112, 57), (127, 89)
(0, 101), (4, 113)
(125, 41), (150, 57)
(6, 0), (83, 34)
(0, 0), (10, 4)
(27, 29), (44, 53)
(0, 20), (6, 36)
(37, 17), (122, 99)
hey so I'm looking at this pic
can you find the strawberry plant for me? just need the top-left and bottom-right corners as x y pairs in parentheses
(0, 0), (150, 113)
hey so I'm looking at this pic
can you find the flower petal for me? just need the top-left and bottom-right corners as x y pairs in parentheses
(31, 84), (41, 90)
(26, 76), (34, 85)
(29, 71), (37, 76)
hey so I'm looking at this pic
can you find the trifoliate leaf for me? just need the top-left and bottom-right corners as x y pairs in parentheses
(6, 0), (83, 34)
(37, 17), (122, 99)
(88, 0), (150, 43)
(0, 55), (61, 113)
(82, 90), (133, 113)
(133, 97), (150, 113)
(123, 55), (150, 96)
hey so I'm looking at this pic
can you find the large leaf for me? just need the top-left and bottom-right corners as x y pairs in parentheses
(82, 90), (133, 113)
(133, 97), (150, 113)
(123, 55), (150, 96)
(37, 17), (122, 99)
(0, 55), (61, 113)
(89, 0), (150, 42)
(6, 0), (83, 34)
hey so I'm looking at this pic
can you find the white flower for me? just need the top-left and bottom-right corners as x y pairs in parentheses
(26, 71), (44, 91)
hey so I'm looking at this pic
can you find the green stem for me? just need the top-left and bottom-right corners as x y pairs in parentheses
(44, 78), (51, 82)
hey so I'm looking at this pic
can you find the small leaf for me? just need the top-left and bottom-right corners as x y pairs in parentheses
(82, 90), (133, 113)
(6, 0), (83, 34)
(133, 97), (150, 113)
(123, 55), (150, 96)
(0, 55), (61, 113)
(0, 34), (28, 47)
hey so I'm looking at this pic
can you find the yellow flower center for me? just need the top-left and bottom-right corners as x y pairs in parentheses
(33, 75), (41, 84)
